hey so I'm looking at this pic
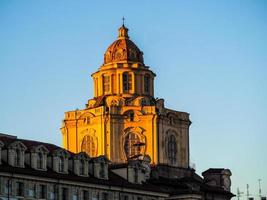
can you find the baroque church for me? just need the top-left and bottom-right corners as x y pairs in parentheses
(0, 24), (234, 200)
(61, 24), (190, 168)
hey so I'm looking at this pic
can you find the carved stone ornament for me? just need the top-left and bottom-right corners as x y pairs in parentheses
(80, 129), (98, 157)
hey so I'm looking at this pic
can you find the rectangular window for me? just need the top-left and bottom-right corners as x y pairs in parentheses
(102, 192), (108, 200)
(59, 156), (64, 172)
(39, 184), (47, 199)
(28, 183), (36, 198)
(144, 74), (150, 93)
(103, 76), (110, 93)
(134, 168), (138, 183)
(72, 189), (78, 200)
(4, 180), (10, 195)
(80, 160), (86, 175)
(99, 163), (105, 178)
(121, 195), (128, 200)
(16, 181), (24, 197)
(123, 73), (132, 92)
(62, 187), (68, 200)
(15, 149), (21, 166)
(83, 190), (89, 200)
(37, 152), (43, 169)
(49, 191), (55, 200)
(73, 194), (78, 200)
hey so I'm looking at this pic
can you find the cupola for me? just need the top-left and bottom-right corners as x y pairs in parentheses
(104, 24), (144, 65)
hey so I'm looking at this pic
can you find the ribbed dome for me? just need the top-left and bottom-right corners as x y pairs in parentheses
(104, 25), (144, 65)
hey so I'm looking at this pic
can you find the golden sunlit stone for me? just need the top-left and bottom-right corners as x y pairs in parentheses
(61, 25), (191, 167)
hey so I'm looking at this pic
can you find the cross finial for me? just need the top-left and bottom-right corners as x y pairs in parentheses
(122, 17), (125, 26)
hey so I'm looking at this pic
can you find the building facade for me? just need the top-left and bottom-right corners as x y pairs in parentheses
(0, 133), (234, 200)
(61, 24), (190, 168)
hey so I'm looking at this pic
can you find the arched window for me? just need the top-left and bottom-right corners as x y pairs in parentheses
(81, 135), (96, 157)
(144, 74), (150, 93)
(123, 72), (132, 93)
(58, 155), (64, 172)
(124, 133), (142, 159)
(167, 135), (177, 165)
(37, 152), (43, 169)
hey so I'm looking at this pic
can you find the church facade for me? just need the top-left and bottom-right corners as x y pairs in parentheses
(61, 24), (190, 168)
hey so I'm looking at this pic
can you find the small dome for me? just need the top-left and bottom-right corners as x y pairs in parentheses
(104, 25), (144, 65)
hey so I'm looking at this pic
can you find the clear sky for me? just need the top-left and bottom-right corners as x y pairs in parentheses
(0, 1), (266, 198)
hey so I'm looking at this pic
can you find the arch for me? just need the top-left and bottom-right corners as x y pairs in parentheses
(124, 132), (142, 159)
(123, 109), (143, 122)
(78, 112), (95, 125)
(106, 96), (125, 107)
(166, 112), (178, 125)
(79, 112), (95, 120)
(165, 131), (177, 165)
(81, 134), (97, 157)
(121, 127), (146, 160)
(122, 109), (143, 116)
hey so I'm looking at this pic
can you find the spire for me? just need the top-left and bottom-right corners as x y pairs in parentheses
(118, 17), (129, 39)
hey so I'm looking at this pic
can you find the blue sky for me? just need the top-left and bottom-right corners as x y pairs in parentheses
(0, 1), (266, 198)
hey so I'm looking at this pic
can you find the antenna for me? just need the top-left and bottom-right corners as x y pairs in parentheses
(246, 184), (250, 200)
(237, 187), (244, 200)
(258, 179), (262, 199)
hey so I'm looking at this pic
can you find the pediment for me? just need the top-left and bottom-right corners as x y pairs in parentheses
(74, 151), (90, 160)
(31, 145), (49, 154)
(53, 148), (70, 158)
(93, 155), (110, 163)
(79, 112), (95, 119)
(106, 96), (125, 107)
(124, 126), (145, 135)
(8, 141), (27, 151)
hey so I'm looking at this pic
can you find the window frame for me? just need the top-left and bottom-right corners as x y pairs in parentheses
(99, 162), (105, 179)
(80, 159), (86, 176)
(62, 187), (69, 200)
(15, 181), (24, 197)
(37, 152), (43, 169)
(167, 134), (177, 165)
(14, 148), (21, 167)
(144, 74), (150, 93)
(124, 132), (142, 159)
(103, 75), (110, 94)
(39, 184), (47, 199)
(123, 72), (132, 93)
(58, 155), (65, 173)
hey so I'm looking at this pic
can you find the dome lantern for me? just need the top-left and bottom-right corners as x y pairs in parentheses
(118, 25), (129, 39)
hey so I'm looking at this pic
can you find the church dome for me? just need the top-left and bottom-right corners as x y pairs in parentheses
(104, 25), (144, 65)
